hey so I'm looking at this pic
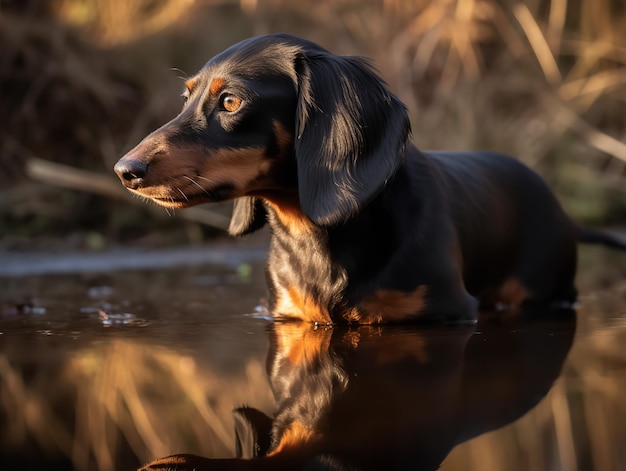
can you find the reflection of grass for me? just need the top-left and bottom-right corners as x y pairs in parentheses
(0, 355), (74, 456)
(69, 341), (273, 469)
(2, 301), (626, 470)
(442, 300), (626, 471)
(0, 340), (272, 471)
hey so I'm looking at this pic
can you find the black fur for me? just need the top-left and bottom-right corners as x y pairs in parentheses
(293, 48), (410, 225)
(114, 33), (626, 327)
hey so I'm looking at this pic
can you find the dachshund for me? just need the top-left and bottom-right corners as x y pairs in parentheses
(114, 33), (626, 325)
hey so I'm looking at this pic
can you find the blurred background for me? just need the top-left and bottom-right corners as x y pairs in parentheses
(1, 0), (625, 251)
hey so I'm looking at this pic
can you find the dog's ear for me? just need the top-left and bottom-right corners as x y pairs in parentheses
(233, 407), (273, 459)
(228, 197), (267, 236)
(294, 51), (411, 226)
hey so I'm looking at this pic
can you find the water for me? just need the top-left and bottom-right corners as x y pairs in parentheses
(0, 245), (625, 471)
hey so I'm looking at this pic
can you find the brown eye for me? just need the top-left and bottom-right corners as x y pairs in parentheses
(221, 94), (242, 112)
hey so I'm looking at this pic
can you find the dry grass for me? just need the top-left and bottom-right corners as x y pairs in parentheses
(56, 0), (196, 45)
(1, 0), (625, 235)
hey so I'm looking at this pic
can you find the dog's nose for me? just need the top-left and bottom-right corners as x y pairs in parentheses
(114, 158), (148, 190)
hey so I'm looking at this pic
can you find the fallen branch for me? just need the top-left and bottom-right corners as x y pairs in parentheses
(25, 158), (231, 231)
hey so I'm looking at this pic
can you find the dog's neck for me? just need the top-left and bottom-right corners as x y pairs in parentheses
(259, 165), (413, 322)
(262, 190), (318, 236)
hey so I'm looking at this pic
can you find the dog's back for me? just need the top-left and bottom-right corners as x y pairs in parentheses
(423, 150), (577, 305)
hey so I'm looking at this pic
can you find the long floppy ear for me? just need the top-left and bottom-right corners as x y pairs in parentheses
(233, 407), (273, 459)
(228, 197), (267, 236)
(294, 50), (411, 226)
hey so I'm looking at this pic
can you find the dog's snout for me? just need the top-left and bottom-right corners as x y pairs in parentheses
(114, 157), (149, 189)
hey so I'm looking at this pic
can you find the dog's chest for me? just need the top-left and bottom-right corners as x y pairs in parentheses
(265, 231), (349, 323)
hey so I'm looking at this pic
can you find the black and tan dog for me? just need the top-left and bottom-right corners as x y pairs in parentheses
(114, 34), (625, 324)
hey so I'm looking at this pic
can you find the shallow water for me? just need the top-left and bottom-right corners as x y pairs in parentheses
(0, 245), (625, 471)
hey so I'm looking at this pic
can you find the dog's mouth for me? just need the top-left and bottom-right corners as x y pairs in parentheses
(151, 196), (205, 208)
(138, 184), (235, 208)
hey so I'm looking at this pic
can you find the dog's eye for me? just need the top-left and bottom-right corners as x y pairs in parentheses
(181, 89), (190, 102)
(220, 94), (242, 112)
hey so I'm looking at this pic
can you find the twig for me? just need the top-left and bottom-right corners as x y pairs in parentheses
(25, 158), (231, 230)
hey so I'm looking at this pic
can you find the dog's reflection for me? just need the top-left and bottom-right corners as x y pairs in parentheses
(141, 312), (575, 470)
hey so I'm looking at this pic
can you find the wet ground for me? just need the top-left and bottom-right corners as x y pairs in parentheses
(0, 244), (625, 471)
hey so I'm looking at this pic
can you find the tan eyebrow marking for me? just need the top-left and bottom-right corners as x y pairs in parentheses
(185, 78), (197, 93)
(209, 77), (225, 96)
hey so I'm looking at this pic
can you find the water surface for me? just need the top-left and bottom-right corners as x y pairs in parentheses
(0, 245), (625, 470)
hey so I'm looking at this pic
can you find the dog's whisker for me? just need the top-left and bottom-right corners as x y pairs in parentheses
(177, 187), (190, 202)
(183, 175), (212, 196)
(170, 67), (188, 80)
(168, 197), (178, 216)
(195, 175), (215, 185)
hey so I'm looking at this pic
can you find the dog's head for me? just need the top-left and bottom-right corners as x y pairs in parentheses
(114, 34), (410, 232)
